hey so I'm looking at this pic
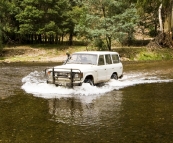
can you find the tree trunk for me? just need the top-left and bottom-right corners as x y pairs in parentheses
(38, 34), (42, 44)
(163, 1), (173, 48)
(31, 34), (34, 44)
(148, 2), (173, 49)
(55, 34), (58, 44)
(69, 32), (73, 46)
(106, 36), (111, 51)
(164, 2), (172, 33)
(158, 4), (163, 33)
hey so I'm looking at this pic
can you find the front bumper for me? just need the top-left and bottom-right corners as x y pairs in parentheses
(47, 78), (82, 86)
(45, 68), (83, 87)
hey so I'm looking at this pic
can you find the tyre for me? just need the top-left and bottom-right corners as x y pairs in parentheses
(85, 79), (94, 86)
(111, 73), (118, 80)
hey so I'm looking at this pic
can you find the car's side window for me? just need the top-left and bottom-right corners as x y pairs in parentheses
(112, 54), (119, 63)
(98, 55), (105, 66)
(105, 54), (112, 64)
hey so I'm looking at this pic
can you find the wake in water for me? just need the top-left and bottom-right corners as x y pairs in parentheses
(21, 71), (172, 99)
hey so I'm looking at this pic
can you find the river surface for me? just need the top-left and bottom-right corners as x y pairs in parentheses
(0, 60), (173, 143)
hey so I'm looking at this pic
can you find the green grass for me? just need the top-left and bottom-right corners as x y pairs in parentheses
(116, 47), (173, 61)
(136, 49), (173, 61)
(0, 57), (5, 61)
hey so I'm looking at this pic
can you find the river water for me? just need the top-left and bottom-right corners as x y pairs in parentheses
(0, 60), (173, 143)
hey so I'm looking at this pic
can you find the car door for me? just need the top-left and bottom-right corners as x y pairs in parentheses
(105, 54), (114, 80)
(96, 55), (107, 82)
(111, 54), (123, 77)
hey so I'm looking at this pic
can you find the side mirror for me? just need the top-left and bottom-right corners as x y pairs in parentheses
(63, 52), (71, 65)
(66, 52), (70, 58)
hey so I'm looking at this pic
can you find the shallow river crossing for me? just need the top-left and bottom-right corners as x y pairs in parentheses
(0, 60), (173, 143)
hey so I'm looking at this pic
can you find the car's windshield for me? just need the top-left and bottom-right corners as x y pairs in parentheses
(67, 54), (97, 65)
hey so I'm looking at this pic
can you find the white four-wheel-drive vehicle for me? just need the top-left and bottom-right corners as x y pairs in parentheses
(45, 51), (123, 87)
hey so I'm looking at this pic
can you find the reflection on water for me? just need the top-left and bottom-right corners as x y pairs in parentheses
(48, 91), (123, 126)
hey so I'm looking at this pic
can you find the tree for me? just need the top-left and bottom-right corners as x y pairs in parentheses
(0, 0), (11, 49)
(15, 0), (74, 44)
(75, 0), (139, 50)
(151, 0), (173, 48)
(163, 0), (173, 33)
(137, 0), (173, 48)
(136, 0), (162, 40)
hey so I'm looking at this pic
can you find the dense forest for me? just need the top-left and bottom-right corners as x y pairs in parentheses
(0, 0), (173, 50)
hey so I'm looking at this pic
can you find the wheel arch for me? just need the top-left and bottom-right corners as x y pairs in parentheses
(111, 72), (118, 77)
(84, 74), (94, 83)
(111, 72), (119, 80)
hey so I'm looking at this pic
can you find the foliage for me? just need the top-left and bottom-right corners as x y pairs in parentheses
(75, 0), (139, 50)
(0, 0), (7, 50)
(136, 0), (173, 34)
(115, 47), (173, 61)
(136, 0), (160, 37)
(15, 0), (72, 42)
(0, 0), (78, 45)
(93, 38), (107, 51)
(136, 49), (173, 61)
(0, 0), (173, 49)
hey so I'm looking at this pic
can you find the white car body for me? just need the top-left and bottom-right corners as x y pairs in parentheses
(45, 51), (123, 87)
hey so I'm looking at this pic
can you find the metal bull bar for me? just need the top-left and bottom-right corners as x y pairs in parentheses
(45, 67), (82, 88)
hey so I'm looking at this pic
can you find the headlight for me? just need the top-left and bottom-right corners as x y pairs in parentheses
(74, 73), (83, 78)
(67, 73), (71, 78)
(67, 73), (83, 79)
(74, 73), (79, 78)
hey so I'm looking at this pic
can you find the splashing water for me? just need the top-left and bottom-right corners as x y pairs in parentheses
(21, 71), (173, 99)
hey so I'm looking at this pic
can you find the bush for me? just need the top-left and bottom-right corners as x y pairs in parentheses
(93, 38), (107, 51)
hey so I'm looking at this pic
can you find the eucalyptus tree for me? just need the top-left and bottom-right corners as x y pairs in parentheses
(137, 0), (173, 48)
(158, 0), (173, 48)
(75, 0), (139, 50)
(162, 0), (173, 34)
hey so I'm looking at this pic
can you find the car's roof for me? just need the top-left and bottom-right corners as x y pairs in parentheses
(74, 51), (119, 55)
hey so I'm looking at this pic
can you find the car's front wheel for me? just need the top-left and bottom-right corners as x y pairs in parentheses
(111, 73), (118, 80)
(84, 79), (94, 86)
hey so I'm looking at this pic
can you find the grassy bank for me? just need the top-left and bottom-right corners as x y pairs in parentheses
(116, 47), (173, 61)
(0, 45), (87, 63)
(0, 45), (173, 63)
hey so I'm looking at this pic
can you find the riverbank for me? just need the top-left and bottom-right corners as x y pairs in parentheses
(0, 45), (173, 63)
(0, 45), (72, 63)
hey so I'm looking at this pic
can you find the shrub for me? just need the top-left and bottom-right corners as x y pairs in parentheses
(93, 38), (107, 51)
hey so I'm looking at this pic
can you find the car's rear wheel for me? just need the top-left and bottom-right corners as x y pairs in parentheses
(111, 73), (118, 80)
